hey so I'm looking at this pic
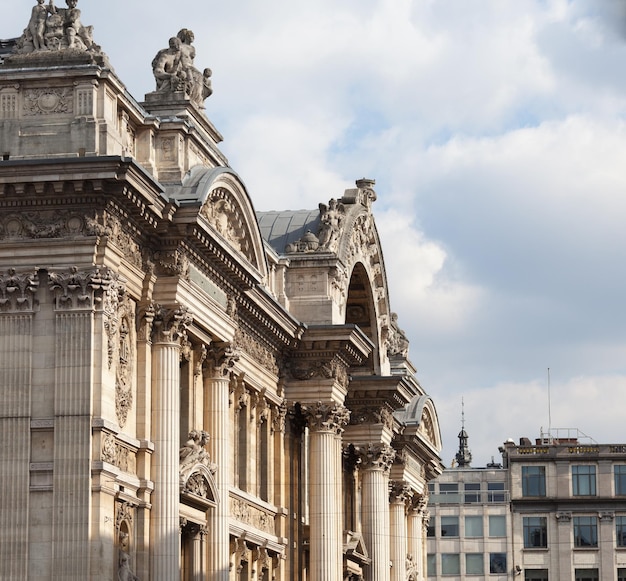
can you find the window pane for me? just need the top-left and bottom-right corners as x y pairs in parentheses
(465, 482), (481, 503)
(574, 516), (598, 547)
(488, 481), (506, 502)
(618, 567), (626, 581)
(489, 553), (507, 574)
(440, 483), (458, 493)
(465, 516), (483, 537)
(522, 466), (546, 497)
(575, 568), (598, 581)
(615, 466), (626, 495)
(465, 553), (484, 575)
(489, 515), (506, 537)
(525, 569), (549, 581)
(427, 554), (436, 577)
(523, 516), (547, 548)
(441, 516), (459, 537)
(616, 516), (626, 547)
(573, 465), (596, 496)
(441, 553), (460, 575)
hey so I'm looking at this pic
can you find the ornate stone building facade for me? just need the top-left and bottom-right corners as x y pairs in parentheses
(0, 4), (443, 580)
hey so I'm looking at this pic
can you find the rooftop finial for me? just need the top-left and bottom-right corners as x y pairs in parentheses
(455, 397), (472, 468)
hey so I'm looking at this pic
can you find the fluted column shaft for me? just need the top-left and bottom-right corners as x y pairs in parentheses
(204, 345), (236, 581)
(389, 482), (410, 581)
(0, 313), (33, 580)
(150, 340), (181, 580)
(359, 444), (395, 581)
(303, 402), (349, 581)
(150, 305), (191, 581)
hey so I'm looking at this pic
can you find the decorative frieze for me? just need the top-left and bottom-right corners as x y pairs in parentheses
(100, 433), (137, 475)
(349, 407), (393, 430)
(230, 497), (275, 535)
(24, 88), (73, 115)
(154, 249), (190, 279)
(0, 268), (39, 312)
(234, 327), (279, 375)
(289, 357), (349, 388)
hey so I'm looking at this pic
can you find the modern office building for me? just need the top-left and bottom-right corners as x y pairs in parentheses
(426, 426), (510, 579)
(427, 428), (626, 581)
(0, 5), (443, 581)
(503, 431), (626, 581)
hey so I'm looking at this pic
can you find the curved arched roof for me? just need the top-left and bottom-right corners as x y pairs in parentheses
(257, 210), (320, 255)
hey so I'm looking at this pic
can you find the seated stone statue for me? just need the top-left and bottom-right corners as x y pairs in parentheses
(150, 29), (213, 108)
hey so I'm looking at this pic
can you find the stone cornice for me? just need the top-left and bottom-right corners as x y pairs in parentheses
(346, 374), (419, 413)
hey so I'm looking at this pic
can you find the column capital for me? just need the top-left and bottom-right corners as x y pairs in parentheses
(389, 480), (413, 505)
(300, 401), (350, 434)
(48, 265), (116, 311)
(0, 267), (39, 312)
(354, 443), (395, 472)
(206, 342), (240, 377)
(151, 304), (192, 344)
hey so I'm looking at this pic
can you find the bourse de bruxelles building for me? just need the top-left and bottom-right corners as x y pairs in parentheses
(0, 3), (443, 581)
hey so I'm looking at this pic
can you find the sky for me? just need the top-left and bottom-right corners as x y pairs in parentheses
(4, 0), (626, 467)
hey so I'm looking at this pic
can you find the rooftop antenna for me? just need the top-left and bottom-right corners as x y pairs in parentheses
(461, 397), (465, 430)
(547, 368), (552, 440)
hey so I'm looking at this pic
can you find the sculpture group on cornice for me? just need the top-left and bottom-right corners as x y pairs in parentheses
(14, 0), (101, 55)
(151, 29), (213, 109)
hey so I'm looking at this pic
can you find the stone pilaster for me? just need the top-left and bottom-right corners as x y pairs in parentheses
(149, 304), (192, 581)
(389, 481), (411, 581)
(357, 443), (395, 581)
(0, 268), (38, 580)
(407, 494), (427, 581)
(204, 343), (238, 581)
(301, 401), (350, 581)
(48, 267), (112, 580)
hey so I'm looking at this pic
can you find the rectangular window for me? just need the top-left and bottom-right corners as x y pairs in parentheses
(488, 481), (505, 502)
(574, 516), (598, 547)
(574, 568), (598, 581)
(523, 516), (548, 548)
(616, 516), (626, 547)
(525, 569), (549, 581)
(615, 466), (626, 496)
(489, 515), (506, 537)
(441, 516), (459, 537)
(441, 553), (460, 575)
(465, 553), (484, 575)
(522, 466), (546, 497)
(439, 483), (458, 493)
(427, 518), (435, 537)
(489, 553), (507, 574)
(427, 554), (436, 577)
(618, 568), (626, 581)
(428, 482), (435, 494)
(572, 465), (596, 496)
(465, 482), (481, 503)
(465, 515), (483, 537)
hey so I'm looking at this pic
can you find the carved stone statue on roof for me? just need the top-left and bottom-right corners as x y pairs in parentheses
(150, 29), (213, 109)
(8, 0), (107, 66)
(18, 0), (94, 52)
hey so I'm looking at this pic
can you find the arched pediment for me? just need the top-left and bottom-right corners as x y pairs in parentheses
(180, 462), (219, 508)
(397, 395), (443, 452)
(169, 165), (269, 280)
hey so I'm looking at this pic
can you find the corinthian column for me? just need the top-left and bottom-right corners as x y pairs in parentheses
(150, 305), (192, 581)
(358, 444), (395, 581)
(204, 343), (238, 580)
(389, 481), (411, 581)
(301, 401), (350, 581)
